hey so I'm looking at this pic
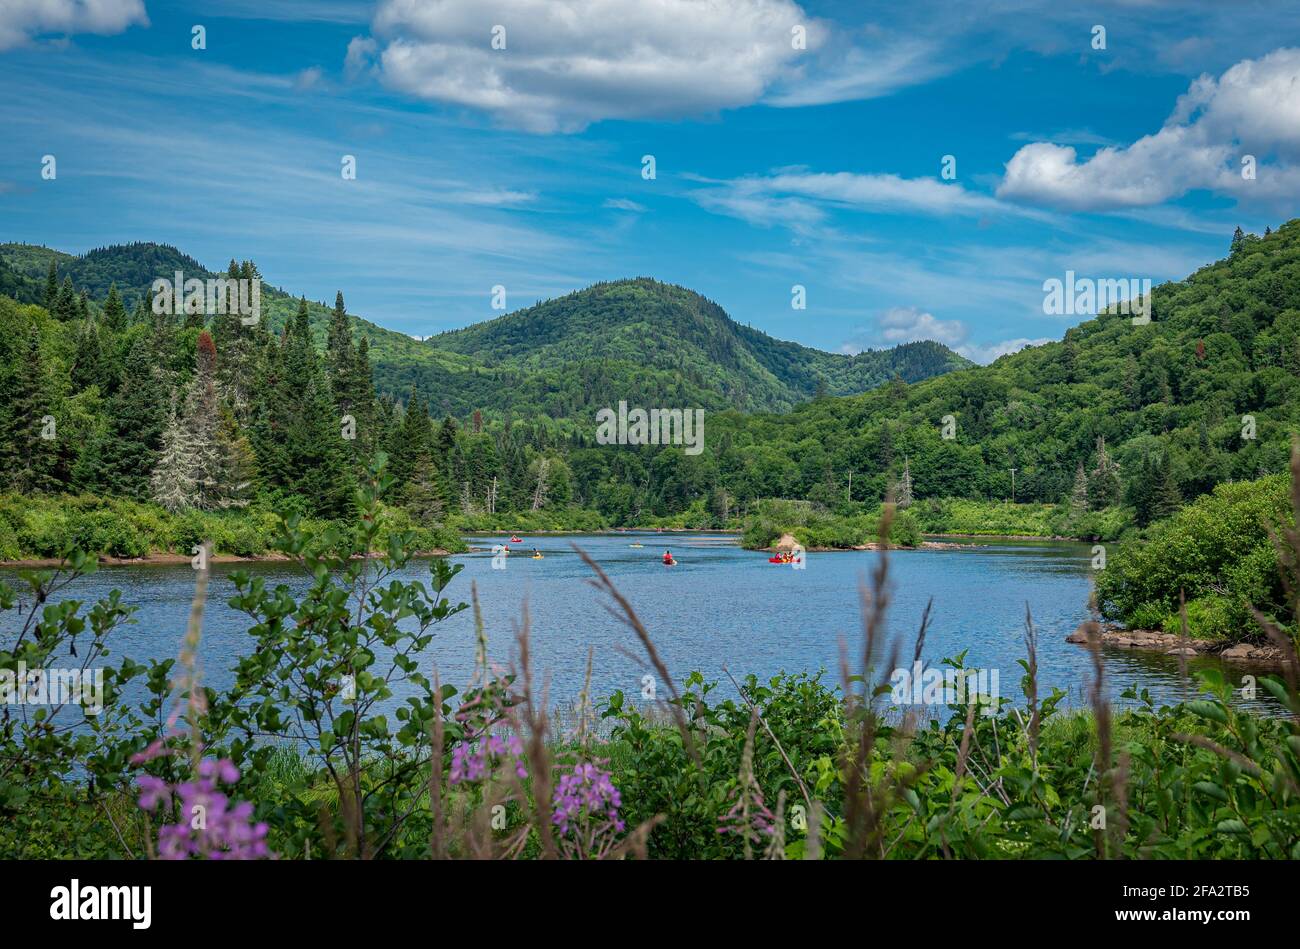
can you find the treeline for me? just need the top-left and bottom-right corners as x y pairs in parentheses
(2, 221), (1298, 543)
(0, 263), (581, 534)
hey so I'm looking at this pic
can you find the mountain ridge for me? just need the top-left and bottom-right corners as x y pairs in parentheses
(0, 242), (972, 415)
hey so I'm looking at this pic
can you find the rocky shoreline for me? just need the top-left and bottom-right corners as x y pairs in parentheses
(1066, 624), (1294, 668)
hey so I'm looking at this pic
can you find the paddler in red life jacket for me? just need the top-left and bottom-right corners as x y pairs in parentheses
(662, 549), (674, 565)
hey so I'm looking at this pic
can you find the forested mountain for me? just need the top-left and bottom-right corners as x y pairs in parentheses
(0, 222), (1294, 535)
(430, 278), (971, 412)
(687, 221), (1300, 526)
(0, 244), (969, 418)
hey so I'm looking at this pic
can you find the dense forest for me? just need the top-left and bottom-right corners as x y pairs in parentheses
(0, 221), (1296, 560)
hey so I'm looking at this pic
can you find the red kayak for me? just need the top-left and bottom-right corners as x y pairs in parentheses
(509, 536), (523, 543)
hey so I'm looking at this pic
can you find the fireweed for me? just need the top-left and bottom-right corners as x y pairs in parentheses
(449, 733), (528, 784)
(136, 758), (272, 860)
(552, 761), (625, 858)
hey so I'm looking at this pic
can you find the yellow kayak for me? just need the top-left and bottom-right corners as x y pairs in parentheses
(629, 543), (644, 548)
(531, 554), (544, 559)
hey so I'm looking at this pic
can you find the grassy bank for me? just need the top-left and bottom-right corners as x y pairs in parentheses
(739, 496), (1137, 551)
(0, 492), (467, 562)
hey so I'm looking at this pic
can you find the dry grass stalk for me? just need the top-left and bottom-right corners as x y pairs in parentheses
(574, 543), (700, 766)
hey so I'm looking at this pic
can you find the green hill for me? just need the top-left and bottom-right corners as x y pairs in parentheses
(693, 220), (1300, 526)
(429, 278), (971, 413)
(0, 244), (970, 416)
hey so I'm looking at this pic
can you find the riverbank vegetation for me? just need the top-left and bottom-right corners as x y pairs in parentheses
(1098, 470), (1291, 641)
(3, 460), (1297, 860)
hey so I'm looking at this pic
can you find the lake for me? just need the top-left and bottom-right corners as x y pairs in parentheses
(2, 532), (1275, 718)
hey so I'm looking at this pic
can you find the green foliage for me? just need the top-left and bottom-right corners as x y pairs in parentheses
(1096, 474), (1289, 638)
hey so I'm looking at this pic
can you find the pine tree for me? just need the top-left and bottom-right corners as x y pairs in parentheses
(327, 291), (354, 386)
(897, 457), (914, 508)
(54, 277), (76, 321)
(402, 454), (445, 524)
(71, 317), (107, 392)
(1151, 458), (1182, 522)
(43, 258), (59, 309)
(1069, 461), (1088, 515)
(1087, 436), (1121, 510)
(150, 399), (195, 511)
(102, 283), (127, 333)
(92, 343), (166, 499)
(1230, 226), (1246, 256)
(0, 327), (60, 493)
(149, 332), (249, 510)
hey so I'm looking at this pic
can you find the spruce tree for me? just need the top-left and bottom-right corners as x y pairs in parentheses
(0, 327), (60, 493)
(43, 258), (58, 309)
(150, 399), (195, 511)
(93, 342), (166, 499)
(1087, 436), (1122, 510)
(102, 283), (127, 333)
(1151, 458), (1183, 522)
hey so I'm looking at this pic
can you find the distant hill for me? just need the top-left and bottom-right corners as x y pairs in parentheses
(0, 244), (970, 416)
(429, 278), (971, 413)
(702, 219), (1300, 516)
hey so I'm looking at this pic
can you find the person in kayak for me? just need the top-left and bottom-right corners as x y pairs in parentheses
(662, 549), (675, 565)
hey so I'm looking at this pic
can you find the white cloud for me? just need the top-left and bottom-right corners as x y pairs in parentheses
(345, 35), (377, 78)
(603, 198), (646, 212)
(0, 0), (148, 50)
(877, 306), (968, 347)
(294, 66), (323, 90)
(957, 337), (1052, 365)
(362, 0), (825, 132)
(998, 47), (1300, 210)
(840, 305), (1052, 365)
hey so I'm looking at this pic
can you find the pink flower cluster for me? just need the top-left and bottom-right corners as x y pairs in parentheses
(137, 758), (273, 860)
(450, 733), (528, 784)
(552, 762), (624, 837)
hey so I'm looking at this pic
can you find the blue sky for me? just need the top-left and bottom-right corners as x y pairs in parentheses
(2, 0), (1299, 361)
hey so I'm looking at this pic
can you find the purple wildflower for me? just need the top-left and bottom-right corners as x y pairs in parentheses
(137, 758), (273, 860)
(552, 762), (625, 837)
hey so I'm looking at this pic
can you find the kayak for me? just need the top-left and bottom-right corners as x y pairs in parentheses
(531, 554), (544, 560)
(509, 537), (523, 543)
(629, 543), (644, 548)
(663, 559), (676, 566)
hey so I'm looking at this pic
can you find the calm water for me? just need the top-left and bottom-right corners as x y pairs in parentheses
(0, 532), (1275, 715)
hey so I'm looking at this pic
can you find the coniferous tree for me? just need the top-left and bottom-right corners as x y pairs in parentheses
(149, 332), (248, 510)
(102, 283), (127, 333)
(71, 317), (107, 392)
(54, 277), (76, 321)
(1230, 226), (1246, 256)
(90, 341), (166, 499)
(1087, 436), (1121, 510)
(1151, 457), (1183, 522)
(0, 327), (60, 493)
(43, 259), (59, 309)
(1069, 461), (1089, 515)
(150, 400), (195, 512)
